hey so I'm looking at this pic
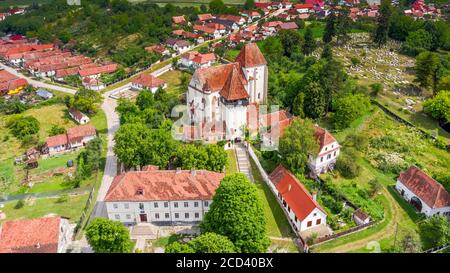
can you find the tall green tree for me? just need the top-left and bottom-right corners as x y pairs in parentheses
(303, 27), (317, 55)
(323, 11), (336, 43)
(85, 218), (133, 253)
(303, 81), (326, 119)
(373, 0), (393, 46)
(414, 51), (442, 94)
(136, 90), (155, 111)
(279, 118), (319, 173)
(201, 173), (270, 253)
(279, 29), (303, 58)
(113, 123), (149, 168)
(243, 0), (256, 10)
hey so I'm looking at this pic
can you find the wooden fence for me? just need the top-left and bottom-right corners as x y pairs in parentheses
(310, 221), (376, 247)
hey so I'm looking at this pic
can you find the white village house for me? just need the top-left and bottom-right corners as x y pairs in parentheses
(131, 74), (167, 93)
(105, 167), (224, 225)
(68, 108), (90, 124)
(44, 125), (97, 156)
(186, 43), (268, 141)
(396, 166), (450, 218)
(307, 125), (340, 177)
(269, 165), (328, 233)
(180, 51), (216, 69)
(0, 216), (71, 253)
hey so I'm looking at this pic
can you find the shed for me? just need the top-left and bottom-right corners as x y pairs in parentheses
(36, 89), (53, 100)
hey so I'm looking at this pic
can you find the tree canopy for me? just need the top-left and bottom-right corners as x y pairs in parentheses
(166, 232), (236, 253)
(201, 173), (270, 253)
(279, 118), (319, 174)
(85, 218), (134, 253)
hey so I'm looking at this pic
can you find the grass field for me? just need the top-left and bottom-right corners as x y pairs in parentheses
(224, 149), (238, 175)
(249, 157), (295, 238)
(0, 102), (107, 195)
(158, 69), (192, 97)
(0, 194), (90, 224)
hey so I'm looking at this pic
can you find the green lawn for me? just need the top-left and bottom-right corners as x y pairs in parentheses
(0, 194), (90, 224)
(0, 102), (108, 197)
(249, 156), (295, 238)
(376, 94), (450, 144)
(225, 149), (238, 175)
(158, 70), (192, 97)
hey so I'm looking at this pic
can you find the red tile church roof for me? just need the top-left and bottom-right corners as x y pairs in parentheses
(235, 43), (267, 68)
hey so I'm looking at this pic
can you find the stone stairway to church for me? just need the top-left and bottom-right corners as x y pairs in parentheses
(235, 144), (253, 182)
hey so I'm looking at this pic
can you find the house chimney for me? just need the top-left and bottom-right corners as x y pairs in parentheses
(312, 191), (317, 201)
(35, 243), (41, 249)
(176, 167), (181, 174)
(191, 168), (196, 176)
(288, 184), (291, 192)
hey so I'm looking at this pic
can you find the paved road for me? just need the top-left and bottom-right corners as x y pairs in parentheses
(0, 62), (76, 94)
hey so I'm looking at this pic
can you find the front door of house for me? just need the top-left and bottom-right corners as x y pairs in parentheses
(139, 214), (147, 222)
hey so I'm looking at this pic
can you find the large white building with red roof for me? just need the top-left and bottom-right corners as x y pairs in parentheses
(396, 166), (450, 218)
(269, 165), (327, 233)
(186, 43), (268, 141)
(307, 124), (340, 177)
(104, 167), (224, 224)
(0, 216), (71, 253)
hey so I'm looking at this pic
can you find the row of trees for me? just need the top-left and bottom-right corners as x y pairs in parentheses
(114, 90), (227, 172)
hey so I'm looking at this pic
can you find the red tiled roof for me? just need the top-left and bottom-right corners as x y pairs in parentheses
(132, 74), (166, 88)
(294, 3), (314, 9)
(69, 108), (86, 121)
(269, 165), (325, 221)
(398, 166), (450, 209)
(172, 15), (187, 24)
(194, 63), (245, 92)
(78, 64), (118, 77)
(263, 21), (283, 28)
(235, 43), (267, 68)
(314, 125), (337, 150)
(194, 24), (217, 34)
(104, 169), (225, 202)
(67, 125), (96, 142)
(56, 67), (79, 78)
(183, 52), (216, 64)
(0, 217), (62, 253)
(278, 22), (299, 30)
(46, 134), (68, 148)
(145, 45), (167, 55)
(220, 65), (249, 101)
(218, 14), (244, 23)
(197, 13), (214, 21)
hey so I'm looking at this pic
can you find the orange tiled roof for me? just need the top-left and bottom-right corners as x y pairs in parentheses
(0, 217), (62, 253)
(220, 65), (249, 101)
(132, 74), (166, 88)
(104, 169), (225, 202)
(270, 165), (325, 221)
(314, 125), (337, 150)
(235, 43), (267, 68)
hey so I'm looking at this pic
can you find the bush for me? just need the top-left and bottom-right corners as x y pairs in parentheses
(56, 194), (69, 203)
(14, 199), (25, 209)
(320, 195), (342, 214)
(374, 152), (408, 174)
(7, 116), (40, 139)
(336, 154), (361, 178)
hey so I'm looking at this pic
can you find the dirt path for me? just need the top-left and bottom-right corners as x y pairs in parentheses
(325, 186), (400, 253)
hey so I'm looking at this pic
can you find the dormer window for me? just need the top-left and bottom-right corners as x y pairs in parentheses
(136, 188), (144, 195)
